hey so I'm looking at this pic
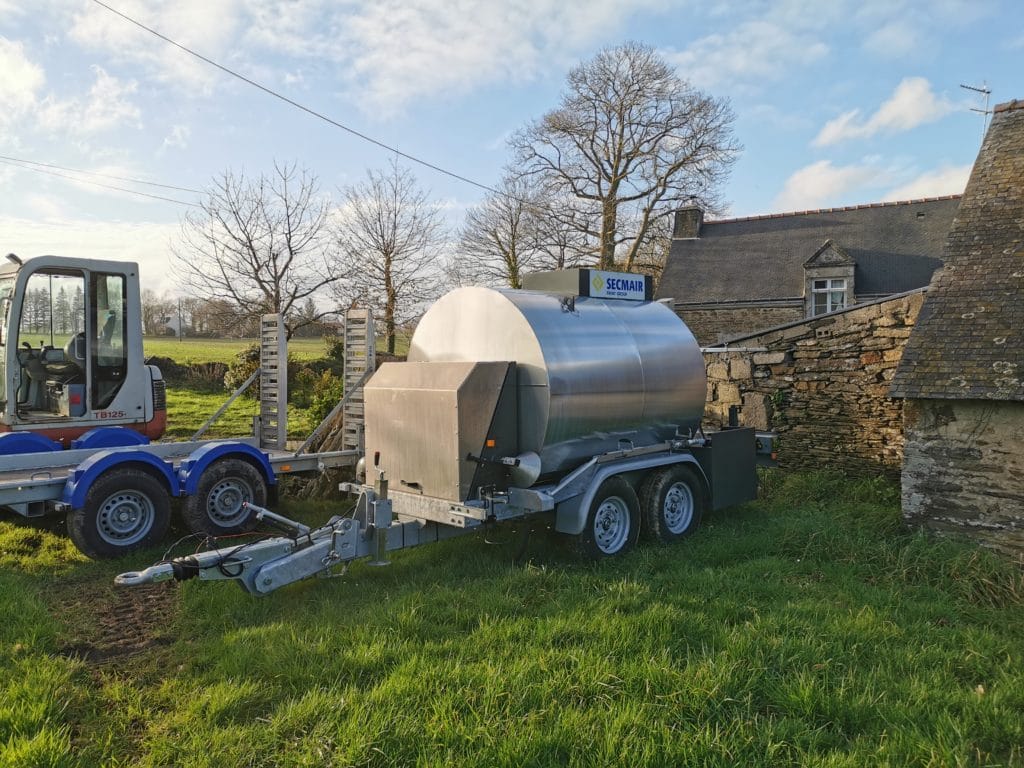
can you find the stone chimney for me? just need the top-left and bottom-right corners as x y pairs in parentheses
(673, 207), (703, 238)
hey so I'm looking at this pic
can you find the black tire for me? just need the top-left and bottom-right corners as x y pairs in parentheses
(575, 476), (640, 559)
(182, 458), (267, 536)
(639, 464), (705, 543)
(66, 467), (171, 559)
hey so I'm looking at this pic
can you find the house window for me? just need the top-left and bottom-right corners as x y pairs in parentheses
(811, 278), (846, 315)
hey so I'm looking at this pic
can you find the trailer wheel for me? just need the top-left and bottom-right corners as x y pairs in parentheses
(67, 467), (171, 559)
(639, 465), (705, 543)
(182, 458), (267, 536)
(576, 476), (640, 559)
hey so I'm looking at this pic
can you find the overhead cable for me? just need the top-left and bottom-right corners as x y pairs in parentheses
(90, 0), (506, 199)
(0, 157), (198, 207)
(0, 153), (201, 193)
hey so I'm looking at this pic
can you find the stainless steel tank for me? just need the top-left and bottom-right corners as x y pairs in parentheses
(408, 286), (706, 476)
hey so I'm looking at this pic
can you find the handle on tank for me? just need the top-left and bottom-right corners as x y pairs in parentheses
(466, 452), (521, 467)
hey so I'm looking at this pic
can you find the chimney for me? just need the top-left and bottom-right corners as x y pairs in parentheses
(673, 207), (703, 239)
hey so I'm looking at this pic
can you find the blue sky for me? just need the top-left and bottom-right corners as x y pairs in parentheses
(0, 0), (1020, 292)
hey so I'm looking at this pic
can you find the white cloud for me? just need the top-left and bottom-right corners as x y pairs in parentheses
(25, 194), (66, 220)
(69, 0), (243, 93)
(36, 66), (141, 136)
(160, 124), (191, 153)
(813, 77), (954, 146)
(862, 20), (923, 59)
(0, 216), (180, 291)
(0, 38), (46, 119)
(881, 164), (971, 201)
(663, 20), (828, 90)
(244, 0), (667, 115)
(773, 160), (888, 211)
(337, 0), (666, 115)
(0, 1), (26, 17)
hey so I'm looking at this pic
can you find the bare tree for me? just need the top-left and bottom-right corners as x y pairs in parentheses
(532, 192), (592, 271)
(172, 162), (339, 338)
(140, 289), (176, 336)
(451, 174), (543, 288)
(332, 160), (448, 354)
(510, 41), (739, 271)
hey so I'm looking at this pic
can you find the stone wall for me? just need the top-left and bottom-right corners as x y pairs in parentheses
(902, 400), (1024, 557)
(703, 292), (925, 479)
(678, 305), (804, 346)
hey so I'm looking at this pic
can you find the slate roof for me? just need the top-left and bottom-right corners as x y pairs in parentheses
(657, 196), (960, 304)
(891, 100), (1024, 402)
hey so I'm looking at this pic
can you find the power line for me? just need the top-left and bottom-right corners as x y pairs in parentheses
(0, 153), (201, 193)
(0, 157), (198, 207)
(90, 0), (504, 199)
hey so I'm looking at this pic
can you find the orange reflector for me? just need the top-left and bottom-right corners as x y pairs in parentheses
(486, 439), (496, 448)
(281, 464), (291, 472)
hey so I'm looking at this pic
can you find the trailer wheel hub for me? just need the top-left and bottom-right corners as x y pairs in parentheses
(207, 478), (253, 526)
(663, 482), (694, 534)
(97, 491), (154, 545)
(594, 496), (630, 554)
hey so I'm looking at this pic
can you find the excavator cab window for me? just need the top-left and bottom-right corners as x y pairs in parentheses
(90, 273), (127, 409)
(14, 270), (87, 417)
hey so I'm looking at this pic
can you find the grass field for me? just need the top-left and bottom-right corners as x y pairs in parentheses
(1, 472), (1022, 766)
(144, 336), (330, 365)
(144, 333), (410, 365)
(162, 387), (318, 440)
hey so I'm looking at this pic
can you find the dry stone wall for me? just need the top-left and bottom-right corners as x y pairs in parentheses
(901, 399), (1024, 557)
(703, 292), (924, 479)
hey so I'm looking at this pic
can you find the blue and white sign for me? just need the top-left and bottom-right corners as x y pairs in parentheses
(588, 270), (648, 301)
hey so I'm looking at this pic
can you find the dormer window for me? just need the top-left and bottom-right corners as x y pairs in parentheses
(803, 239), (855, 317)
(811, 278), (847, 315)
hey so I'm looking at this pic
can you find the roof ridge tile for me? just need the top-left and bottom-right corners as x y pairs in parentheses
(708, 194), (962, 225)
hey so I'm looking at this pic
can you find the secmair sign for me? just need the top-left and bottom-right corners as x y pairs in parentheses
(588, 270), (649, 301)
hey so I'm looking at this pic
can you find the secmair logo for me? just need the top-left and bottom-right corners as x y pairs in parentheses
(591, 274), (605, 291)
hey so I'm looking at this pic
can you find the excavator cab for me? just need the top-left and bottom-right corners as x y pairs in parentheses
(0, 254), (166, 445)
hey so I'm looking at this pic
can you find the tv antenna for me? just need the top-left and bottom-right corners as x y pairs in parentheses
(960, 82), (992, 143)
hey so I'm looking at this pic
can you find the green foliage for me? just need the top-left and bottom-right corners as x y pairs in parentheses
(221, 343), (261, 397)
(323, 335), (346, 363)
(290, 369), (345, 424)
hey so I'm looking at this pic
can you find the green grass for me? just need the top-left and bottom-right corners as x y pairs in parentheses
(2, 472), (1023, 766)
(162, 387), (317, 441)
(144, 333), (410, 366)
(144, 336), (330, 365)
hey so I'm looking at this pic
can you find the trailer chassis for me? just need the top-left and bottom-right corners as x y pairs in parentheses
(116, 430), (769, 594)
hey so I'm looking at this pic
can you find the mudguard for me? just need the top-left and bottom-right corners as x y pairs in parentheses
(177, 442), (277, 496)
(70, 427), (151, 450)
(62, 450), (178, 509)
(0, 432), (63, 455)
(554, 454), (707, 536)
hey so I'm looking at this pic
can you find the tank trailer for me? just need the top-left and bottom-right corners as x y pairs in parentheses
(118, 270), (765, 594)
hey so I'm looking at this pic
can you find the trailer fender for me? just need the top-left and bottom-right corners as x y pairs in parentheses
(70, 427), (151, 450)
(0, 432), (63, 455)
(554, 454), (707, 536)
(62, 450), (178, 509)
(178, 442), (277, 496)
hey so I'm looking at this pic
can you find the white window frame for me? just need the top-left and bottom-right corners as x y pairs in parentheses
(811, 278), (847, 315)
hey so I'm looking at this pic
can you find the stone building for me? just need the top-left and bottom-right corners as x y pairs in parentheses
(702, 290), (924, 480)
(657, 197), (960, 345)
(890, 100), (1024, 557)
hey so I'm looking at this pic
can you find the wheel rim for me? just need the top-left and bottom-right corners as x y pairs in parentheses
(96, 491), (155, 546)
(594, 495), (630, 554)
(663, 481), (694, 534)
(206, 477), (254, 527)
